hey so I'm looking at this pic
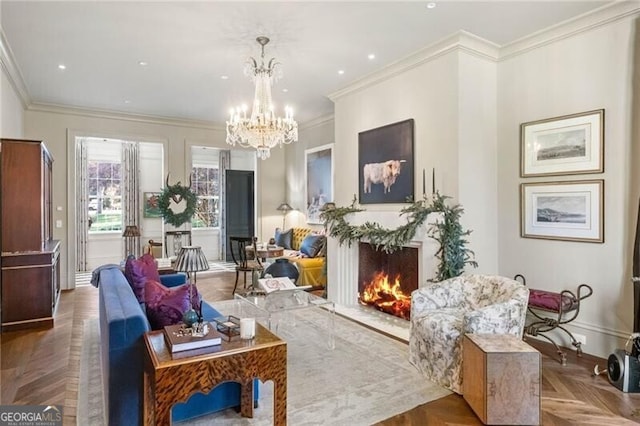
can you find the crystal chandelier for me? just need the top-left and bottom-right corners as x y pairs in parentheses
(226, 36), (298, 160)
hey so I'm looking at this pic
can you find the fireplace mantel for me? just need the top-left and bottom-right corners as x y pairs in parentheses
(326, 210), (441, 306)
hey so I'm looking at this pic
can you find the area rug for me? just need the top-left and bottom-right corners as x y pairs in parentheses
(78, 300), (450, 425)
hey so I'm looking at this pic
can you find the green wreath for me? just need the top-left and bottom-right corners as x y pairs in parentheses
(158, 182), (197, 227)
(320, 193), (478, 281)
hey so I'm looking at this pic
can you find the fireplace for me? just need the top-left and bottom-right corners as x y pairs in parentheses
(358, 243), (418, 320)
(327, 210), (440, 315)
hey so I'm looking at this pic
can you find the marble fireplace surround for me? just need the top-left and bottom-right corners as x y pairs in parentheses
(326, 210), (441, 340)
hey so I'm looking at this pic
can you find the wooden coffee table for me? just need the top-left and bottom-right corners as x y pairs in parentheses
(143, 323), (287, 425)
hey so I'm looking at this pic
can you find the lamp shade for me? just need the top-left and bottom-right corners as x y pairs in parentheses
(122, 225), (140, 237)
(277, 203), (293, 212)
(173, 246), (210, 273)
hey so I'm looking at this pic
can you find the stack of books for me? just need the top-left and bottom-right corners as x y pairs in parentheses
(163, 322), (222, 358)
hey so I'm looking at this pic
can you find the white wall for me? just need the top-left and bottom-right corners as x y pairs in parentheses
(321, 7), (640, 358)
(458, 53), (499, 274)
(497, 14), (639, 357)
(1, 67), (24, 138)
(254, 145), (286, 242)
(24, 107), (284, 288)
(285, 117), (335, 228)
(329, 36), (500, 279)
(139, 141), (165, 247)
(333, 50), (460, 208)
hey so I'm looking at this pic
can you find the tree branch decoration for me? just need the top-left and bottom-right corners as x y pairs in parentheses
(320, 192), (478, 281)
(158, 174), (197, 228)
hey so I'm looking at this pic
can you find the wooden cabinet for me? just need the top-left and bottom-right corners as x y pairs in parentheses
(463, 334), (541, 425)
(1, 139), (60, 331)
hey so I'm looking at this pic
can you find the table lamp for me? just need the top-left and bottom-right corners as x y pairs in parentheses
(277, 202), (293, 230)
(173, 246), (210, 327)
(122, 225), (141, 258)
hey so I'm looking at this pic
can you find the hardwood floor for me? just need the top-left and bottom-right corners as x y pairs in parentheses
(1, 271), (639, 425)
(378, 342), (640, 425)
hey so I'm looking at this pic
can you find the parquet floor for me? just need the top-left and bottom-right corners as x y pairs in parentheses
(1, 271), (639, 426)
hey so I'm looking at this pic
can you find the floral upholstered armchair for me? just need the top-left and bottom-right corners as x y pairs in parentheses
(409, 274), (529, 394)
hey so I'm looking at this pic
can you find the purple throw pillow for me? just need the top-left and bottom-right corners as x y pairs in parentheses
(144, 279), (202, 330)
(124, 253), (161, 303)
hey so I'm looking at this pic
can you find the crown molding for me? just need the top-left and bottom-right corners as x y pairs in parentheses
(328, 30), (499, 102)
(0, 28), (31, 108)
(299, 114), (334, 131)
(500, 1), (640, 60)
(27, 102), (226, 131)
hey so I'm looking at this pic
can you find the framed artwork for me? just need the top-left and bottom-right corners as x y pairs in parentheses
(305, 143), (334, 224)
(143, 192), (162, 218)
(358, 119), (414, 204)
(520, 109), (604, 177)
(520, 180), (604, 243)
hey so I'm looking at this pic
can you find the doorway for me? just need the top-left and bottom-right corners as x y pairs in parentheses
(225, 170), (255, 261)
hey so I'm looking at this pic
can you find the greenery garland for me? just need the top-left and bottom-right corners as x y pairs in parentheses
(158, 182), (197, 227)
(320, 192), (478, 281)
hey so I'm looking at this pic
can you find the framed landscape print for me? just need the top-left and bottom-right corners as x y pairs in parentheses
(305, 144), (333, 224)
(143, 192), (162, 218)
(358, 119), (414, 204)
(520, 109), (604, 177)
(520, 180), (604, 243)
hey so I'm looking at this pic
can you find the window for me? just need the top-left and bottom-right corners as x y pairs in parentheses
(88, 160), (122, 232)
(190, 146), (221, 228)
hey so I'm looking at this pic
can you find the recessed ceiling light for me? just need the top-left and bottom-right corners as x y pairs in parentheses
(220, 75), (229, 80)
(338, 70), (345, 75)
(427, 2), (436, 9)
(138, 61), (148, 66)
(124, 100), (131, 104)
(282, 88), (289, 93)
(58, 64), (66, 70)
(368, 53), (376, 60)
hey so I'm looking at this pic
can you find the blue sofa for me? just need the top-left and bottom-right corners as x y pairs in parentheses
(98, 267), (256, 425)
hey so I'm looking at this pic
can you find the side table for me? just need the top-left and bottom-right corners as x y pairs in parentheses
(156, 258), (176, 275)
(143, 324), (287, 425)
(246, 245), (285, 261)
(463, 333), (541, 425)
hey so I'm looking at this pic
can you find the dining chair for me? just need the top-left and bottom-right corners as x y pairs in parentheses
(229, 236), (264, 294)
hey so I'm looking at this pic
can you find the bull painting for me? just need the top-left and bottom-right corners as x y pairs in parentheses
(358, 119), (414, 204)
(363, 160), (406, 194)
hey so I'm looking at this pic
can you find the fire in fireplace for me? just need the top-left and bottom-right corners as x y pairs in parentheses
(360, 271), (412, 319)
(358, 243), (418, 320)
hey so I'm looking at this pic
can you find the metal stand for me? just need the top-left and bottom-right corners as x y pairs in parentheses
(516, 274), (593, 366)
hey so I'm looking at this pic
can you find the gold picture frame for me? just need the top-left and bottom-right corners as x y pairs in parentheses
(520, 180), (604, 243)
(520, 109), (604, 177)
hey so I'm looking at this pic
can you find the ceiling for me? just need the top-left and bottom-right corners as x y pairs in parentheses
(1, 1), (611, 125)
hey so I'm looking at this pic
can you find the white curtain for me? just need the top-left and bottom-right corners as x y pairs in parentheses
(76, 138), (89, 271)
(219, 150), (231, 261)
(122, 141), (140, 257)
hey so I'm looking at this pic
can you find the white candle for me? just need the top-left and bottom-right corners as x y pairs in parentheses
(240, 318), (256, 340)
